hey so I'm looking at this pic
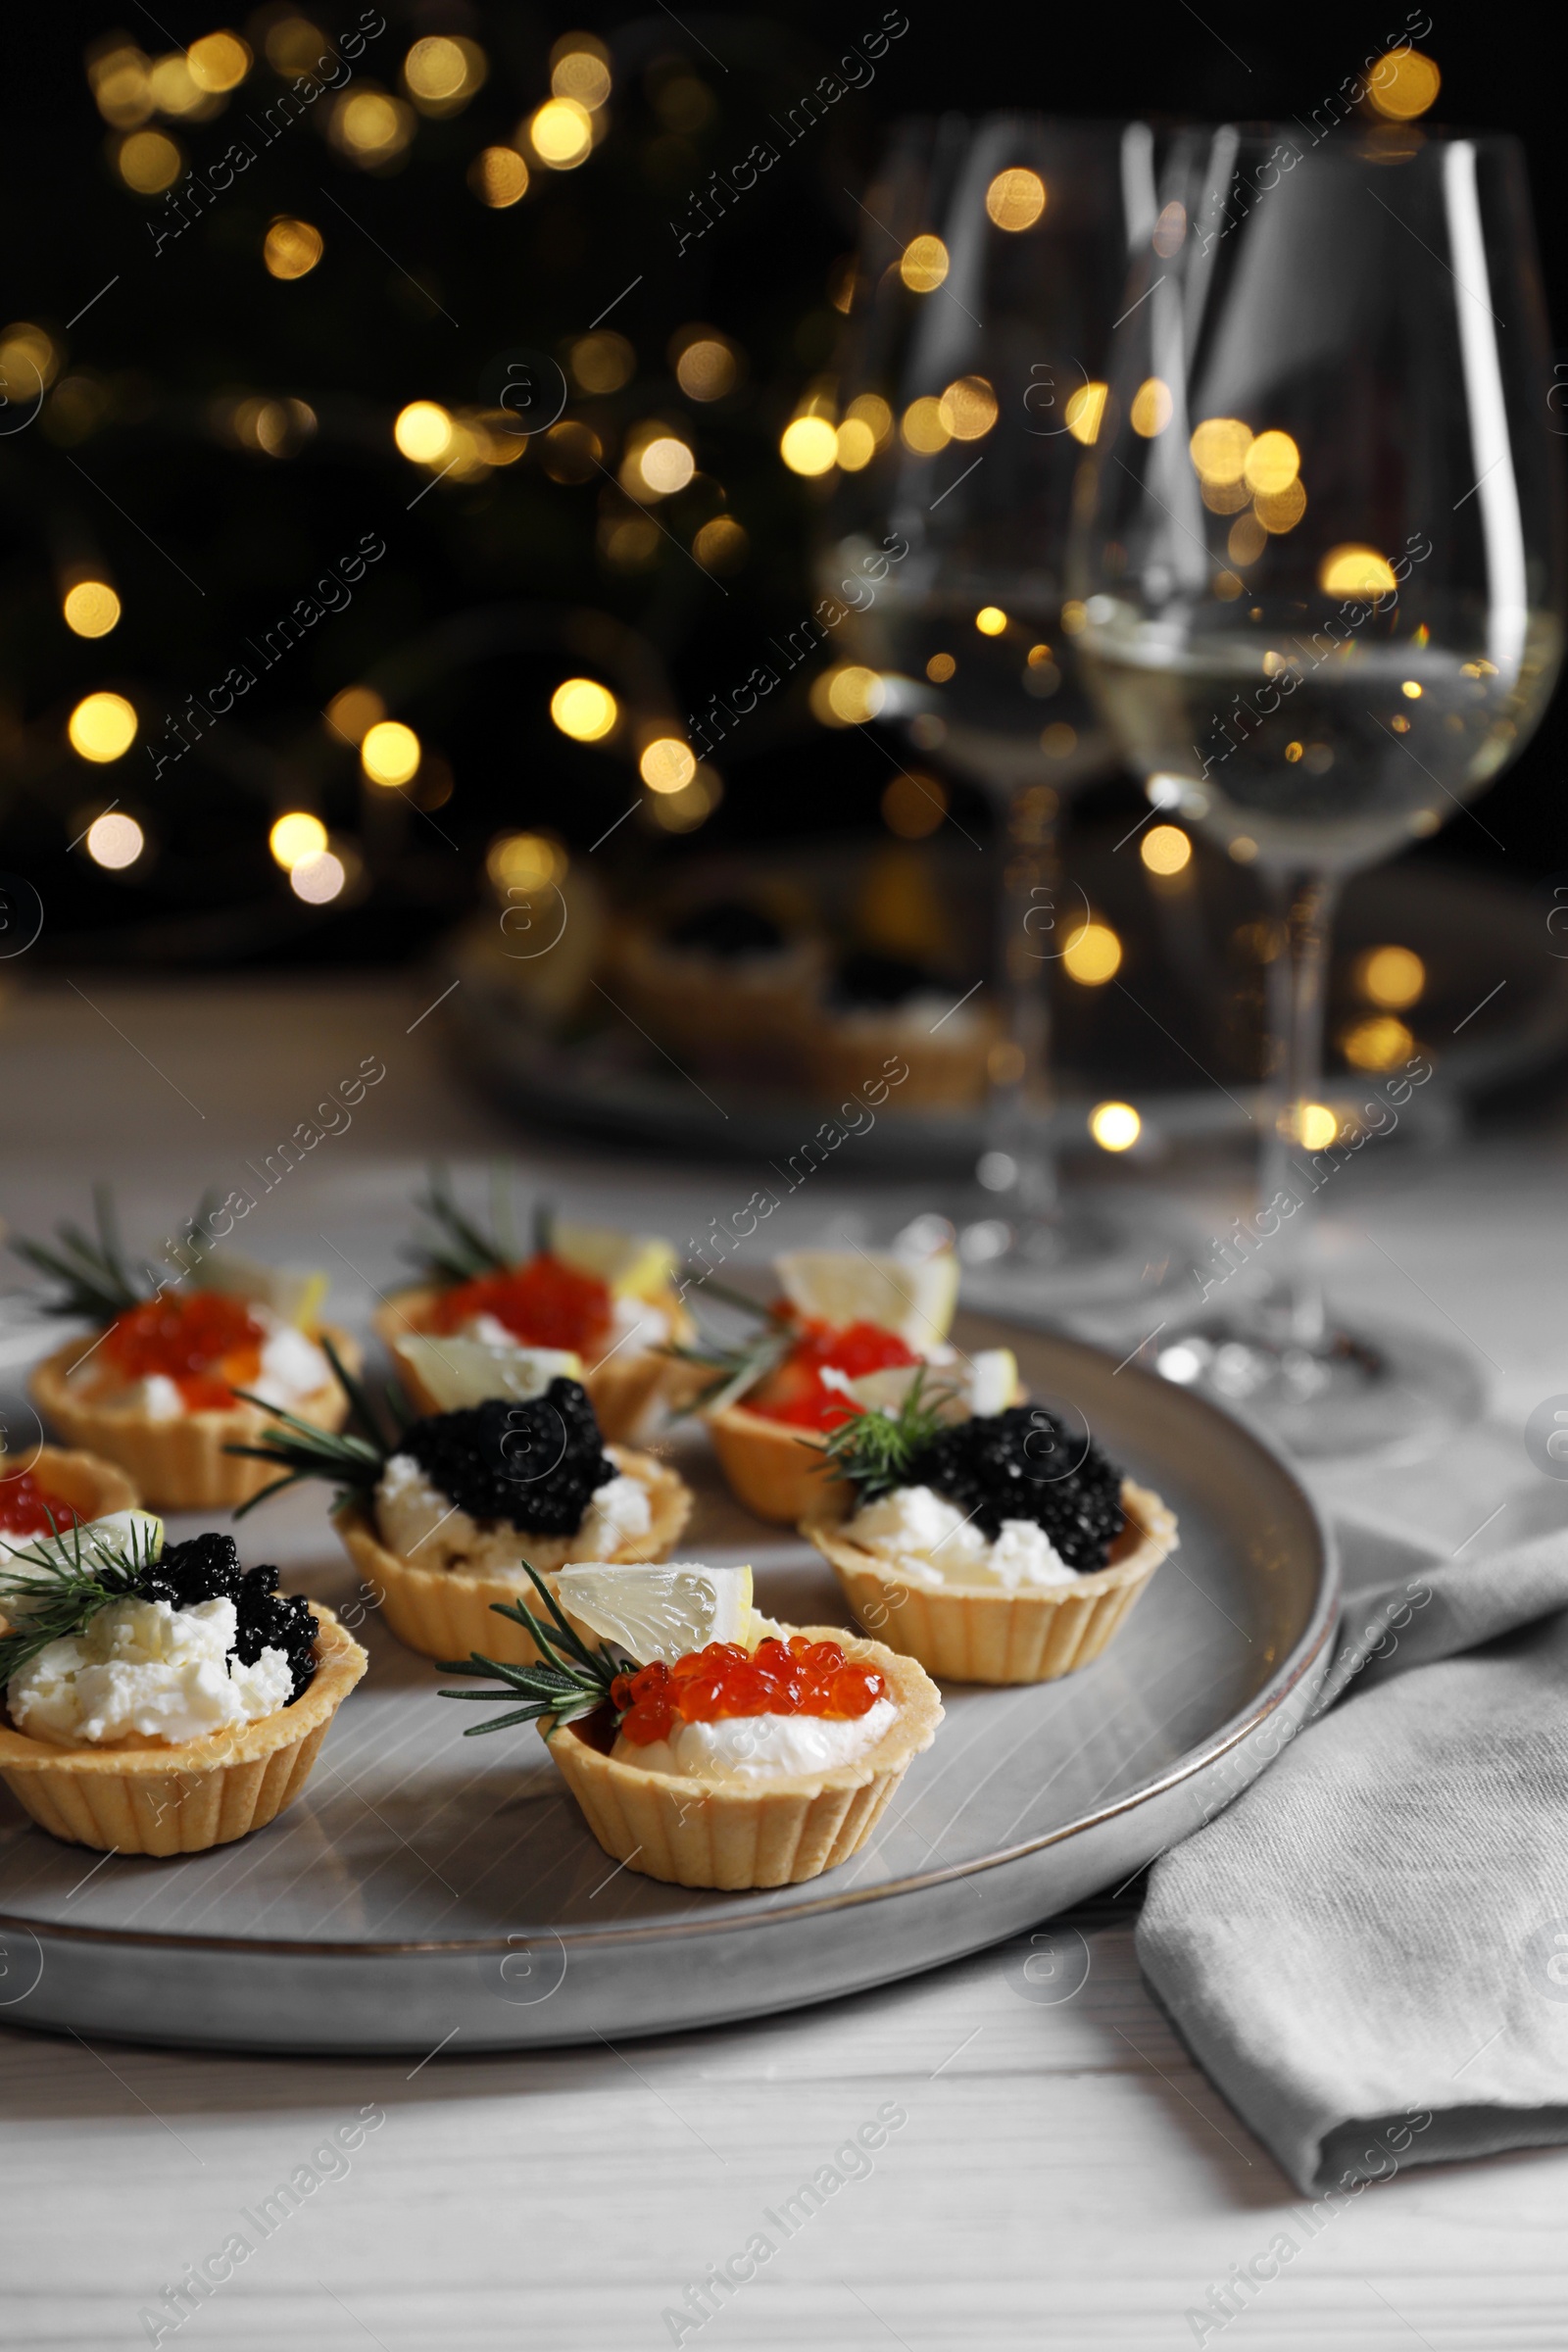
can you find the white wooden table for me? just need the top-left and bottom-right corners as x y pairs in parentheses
(3, 976), (1566, 2352)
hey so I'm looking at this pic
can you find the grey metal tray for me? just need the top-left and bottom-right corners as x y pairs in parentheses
(0, 1318), (1336, 2052)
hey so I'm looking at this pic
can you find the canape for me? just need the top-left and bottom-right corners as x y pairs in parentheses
(612, 896), (825, 1082)
(805, 949), (1000, 1109)
(232, 1346), (694, 1666)
(683, 1244), (1018, 1526)
(802, 1383), (1178, 1684)
(439, 1566), (943, 1889)
(0, 1446), (139, 1544)
(372, 1169), (695, 1441)
(18, 1190), (360, 1512)
(0, 1512), (366, 1854)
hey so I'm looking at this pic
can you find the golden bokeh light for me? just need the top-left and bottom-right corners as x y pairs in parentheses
(550, 677), (617, 742)
(1189, 416), (1252, 484)
(469, 146), (529, 206)
(1253, 477), (1307, 533)
(900, 396), (950, 454)
(552, 46), (612, 110)
(85, 810), (145, 868)
(324, 686), (385, 746)
(361, 719), (421, 785)
(263, 216), (323, 279)
(68, 692), (137, 762)
(1356, 944), (1425, 1009)
(824, 665), (886, 724)
(636, 435), (695, 495)
(1090, 1100), (1141, 1152)
(1141, 823), (1192, 875)
(1320, 544), (1397, 597)
(1296, 1102), (1340, 1151)
(487, 831), (565, 894)
(1201, 476), (1253, 515)
(926, 653), (956, 682)
(270, 811), (328, 869)
(528, 98), (593, 168)
(675, 337), (737, 400)
(1152, 201), (1187, 257)
(1063, 920), (1122, 985)
(330, 87), (414, 165)
(835, 417), (876, 470)
(844, 392), (893, 445)
(693, 514), (747, 570)
(1368, 47), (1441, 120)
(393, 401), (453, 463)
(539, 419), (602, 482)
(1243, 429), (1300, 496)
(0, 322), (59, 393)
(780, 416), (839, 476)
(882, 772), (947, 839)
(117, 129), (183, 192)
(899, 235), (950, 293)
(569, 332), (634, 392)
(63, 581), (121, 639)
(404, 35), (486, 111)
(1343, 1014), (1416, 1071)
(1066, 382), (1108, 445)
(939, 375), (998, 441)
(639, 738), (697, 794)
(148, 53), (208, 116)
(648, 764), (721, 833)
(985, 168), (1046, 231)
(1040, 721), (1078, 759)
(89, 44), (155, 128)
(974, 607), (1007, 636)
(290, 849), (347, 904)
(1130, 377), (1173, 437)
(1227, 512), (1267, 567)
(263, 18), (327, 75)
(186, 31), (251, 92)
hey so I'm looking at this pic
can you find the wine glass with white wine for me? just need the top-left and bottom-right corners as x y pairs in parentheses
(1069, 122), (1563, 1454)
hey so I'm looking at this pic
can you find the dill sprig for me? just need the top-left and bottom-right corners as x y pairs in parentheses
(0, 1514), (163, 1686)
(227, 1338), (406, 1517)
(819, 1366), (954, 1503)
(437, 1563), (632, 1735)
(664, 1275), (795, 1414)
(10, 1185), (220, 1324)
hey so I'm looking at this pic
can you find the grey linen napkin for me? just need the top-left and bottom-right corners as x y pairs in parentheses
(1137, 1521), (1568, 2192)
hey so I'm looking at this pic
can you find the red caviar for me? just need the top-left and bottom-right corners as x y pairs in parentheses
(741, 1314), (920, 1432)
(0, 1470), (81, 1538)
(102, 1292), (266, 1411)
(428, 1254), (612, 1353)
(612, 1635), (887, 1745)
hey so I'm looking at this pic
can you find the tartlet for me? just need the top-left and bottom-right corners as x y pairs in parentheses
(374, 1172), (693, 1442)
(234, 1358), (695, 1666)
(804, 950), (1000, 1110)
(0, 1445), (139, 1535)
(15, 1190), (359, 1512)
(611, 896), (826, 1083)
(800, 1392), (1178, 1684)
(439, 1572), (943, 1890)
(0, 1518), (366, 1855)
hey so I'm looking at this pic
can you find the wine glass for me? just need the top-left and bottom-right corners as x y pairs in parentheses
(824, 115), (1198, 1304)
(1068, 122), (1563, 1454)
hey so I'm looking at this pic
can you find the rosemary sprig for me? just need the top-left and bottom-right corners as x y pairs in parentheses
(0, 1515), (162, 1685)
(10, 1185), (222, 1322)
(819, 1365), (954, 1502)
(227, 1338), (405, 1517)
(664, 1274), (794, 1414)
(406, 1162), (521, 1284)
(437, 1563), (632, 1735)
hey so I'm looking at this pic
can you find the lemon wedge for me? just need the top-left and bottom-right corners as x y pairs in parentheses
(552, 1221), (677, 1301)
(846, 1347), (1018, 1421)
(552, 1561), (762, 1664)
(774, 1246), (959, 1346)
(198, 1249), (328, 1329)
(392, 1335), (581, 1409)
(2, 1506), (164, 1569)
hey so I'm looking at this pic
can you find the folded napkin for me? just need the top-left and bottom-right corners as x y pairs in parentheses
(1137, 1519), (1568, 2192)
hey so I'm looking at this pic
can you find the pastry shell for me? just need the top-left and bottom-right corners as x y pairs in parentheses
(804, 1477), (1177, 1685)
(335, 1444), (693, 1665)
(707, 1371), (1027, 1528)
(0, 1444), (140, 1524)
(542, 1627), (943, 1889)
(805, 1006), (1000, 1111)
(372, 1285), (696, 1444)
(29, 1326), (364, 1514)
(0, 1606), (367, 1855)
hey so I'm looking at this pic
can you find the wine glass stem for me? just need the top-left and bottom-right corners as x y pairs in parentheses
(1256, 866), (1341, 1347)
(984, 781), (1061, 1218)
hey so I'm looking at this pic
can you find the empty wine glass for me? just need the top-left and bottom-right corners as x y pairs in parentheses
(824, 114), (1197, 1304)
(1069, 122), (1563, 1453)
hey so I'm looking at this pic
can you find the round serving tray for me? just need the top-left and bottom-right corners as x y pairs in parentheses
(0, 1318), (1337, 2053)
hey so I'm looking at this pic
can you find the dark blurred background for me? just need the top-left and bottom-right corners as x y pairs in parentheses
(2, 2), (1562, 970)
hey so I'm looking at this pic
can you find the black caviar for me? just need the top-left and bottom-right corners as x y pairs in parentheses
(911, 1404), (1124, 1572)
(137, 1532), (318, 1700)
(400, 1378), (614, 1537)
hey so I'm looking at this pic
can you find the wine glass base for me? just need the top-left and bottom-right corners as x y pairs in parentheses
(956, 1197), (1196, 1317)
(1151, 1314), (1488, 1461)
